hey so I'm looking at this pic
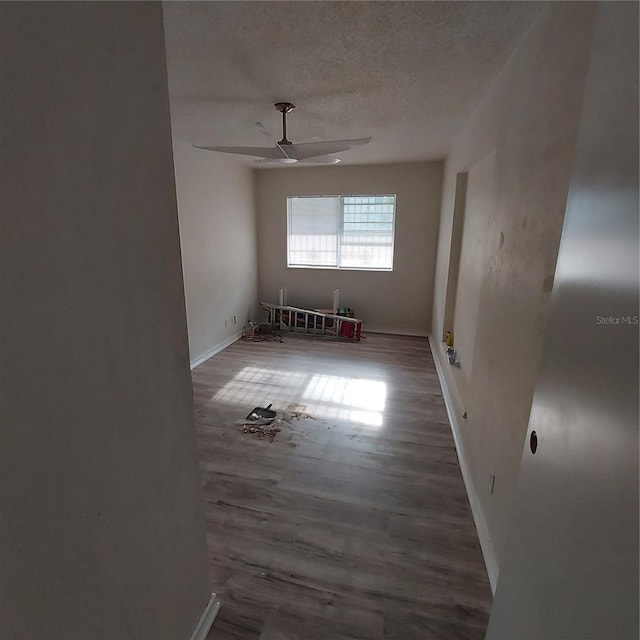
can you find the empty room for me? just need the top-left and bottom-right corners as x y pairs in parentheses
(1, 2), (638, 640)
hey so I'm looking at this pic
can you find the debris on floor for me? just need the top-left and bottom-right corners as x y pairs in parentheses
(238, 403), (317, 443)
(282, 404), (315, 424)
(241, 322), (284, 343)
(240, 422), (281, 442)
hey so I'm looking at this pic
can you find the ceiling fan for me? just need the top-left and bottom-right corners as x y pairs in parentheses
(193, 102), (371, 165)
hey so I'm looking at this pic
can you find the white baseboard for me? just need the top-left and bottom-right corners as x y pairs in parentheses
(190, 592), (221, 640)
(364, 327), (429, 338)
(190, 332), (242, 370)
(428, 335), (499, 594)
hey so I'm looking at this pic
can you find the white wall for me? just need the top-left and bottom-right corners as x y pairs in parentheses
(256, 162), (443, 335)
(172, 139), (258, 367)
(0, 4), (210, 638)
(430, 2), (597, 587)
(487, 3), (639, 635)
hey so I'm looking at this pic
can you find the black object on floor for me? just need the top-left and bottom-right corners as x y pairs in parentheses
(245, 403), (277, 423)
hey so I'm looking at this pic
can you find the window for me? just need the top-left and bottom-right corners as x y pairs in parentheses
(287, 195), (396, 270)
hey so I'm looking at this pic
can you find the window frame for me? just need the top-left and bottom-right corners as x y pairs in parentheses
(286, 194), (397, 272)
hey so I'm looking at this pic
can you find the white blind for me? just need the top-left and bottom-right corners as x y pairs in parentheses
(288, 196), (340, 266)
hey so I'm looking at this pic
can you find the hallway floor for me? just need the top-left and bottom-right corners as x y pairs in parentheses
(192, 333), (491, 639)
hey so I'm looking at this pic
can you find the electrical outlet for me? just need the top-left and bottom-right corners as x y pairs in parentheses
(490, 474), (496, 495)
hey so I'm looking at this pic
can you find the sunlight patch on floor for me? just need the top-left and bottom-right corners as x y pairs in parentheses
(212, 366), (386, 427)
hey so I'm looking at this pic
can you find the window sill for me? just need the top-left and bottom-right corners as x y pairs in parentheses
(287, 265), (393, 273)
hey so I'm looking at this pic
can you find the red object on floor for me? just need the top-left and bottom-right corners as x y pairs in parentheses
(339, 320), (362, 340)
(339, 322), (355, 339)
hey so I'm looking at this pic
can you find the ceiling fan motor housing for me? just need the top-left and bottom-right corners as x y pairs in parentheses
(274, 102), (295, 114)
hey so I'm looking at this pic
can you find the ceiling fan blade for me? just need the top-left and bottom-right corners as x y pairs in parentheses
(254, 157), (298, 164)
(299, 157), (341, 165)
(192, 144), (283, 159)
(287, 137), (372, 161)
(254, 156), (341, 166)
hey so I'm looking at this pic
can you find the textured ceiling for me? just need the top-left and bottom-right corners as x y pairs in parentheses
(163, 1), (541, 166)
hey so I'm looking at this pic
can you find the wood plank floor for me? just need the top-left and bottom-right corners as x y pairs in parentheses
(192, 333), (492, 640)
